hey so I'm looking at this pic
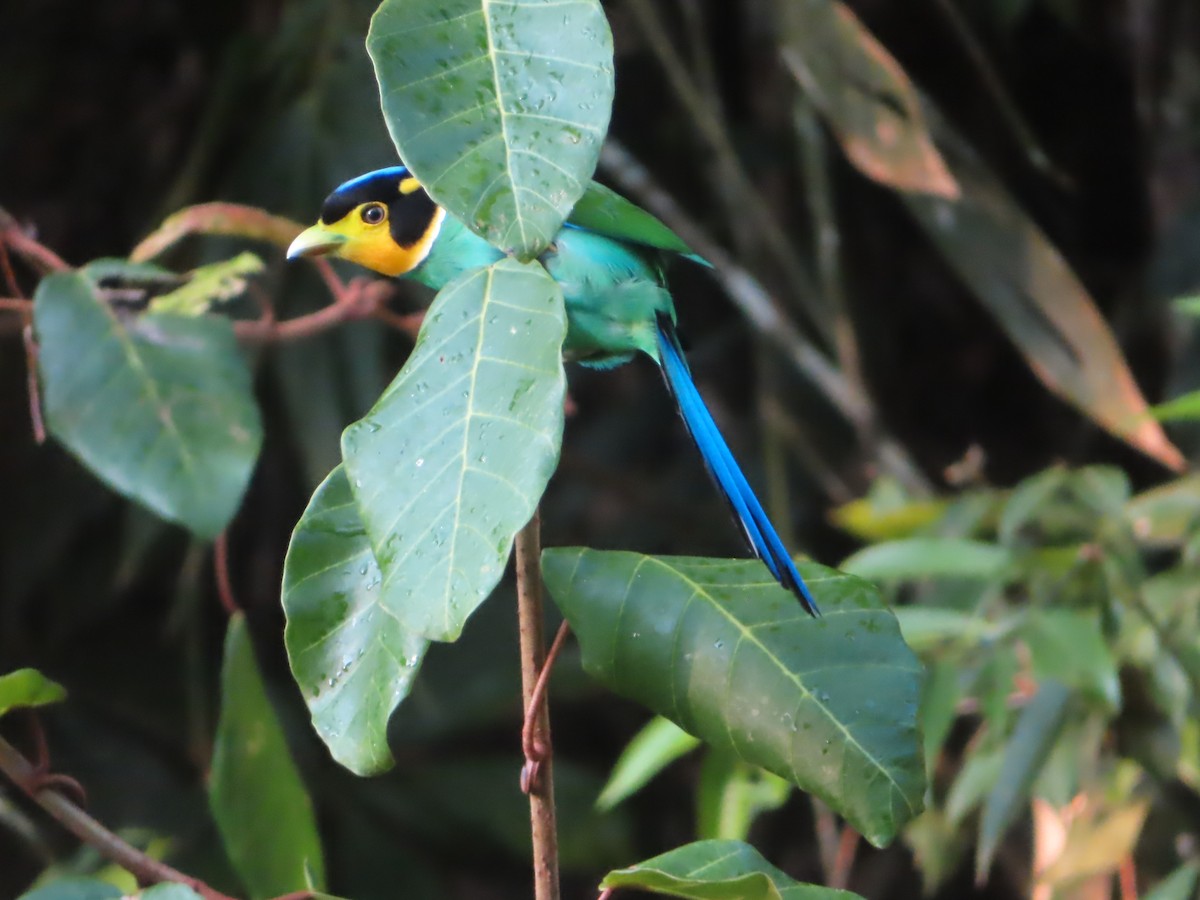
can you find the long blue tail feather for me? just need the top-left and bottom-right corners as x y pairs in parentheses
(655, 316), (820, 617)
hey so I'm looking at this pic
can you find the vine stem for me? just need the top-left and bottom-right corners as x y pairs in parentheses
(514, 508), (561, 900)
(0, 734), (237, 900)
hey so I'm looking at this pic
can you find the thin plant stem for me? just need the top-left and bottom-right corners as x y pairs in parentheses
(830, 824), (860, 890)
(514, 509), (561, 900)
(0, 735), (237, 900)
(810, 797), (841, 885)
(521, 621), (572, 767)
(213, 532), (240, 616)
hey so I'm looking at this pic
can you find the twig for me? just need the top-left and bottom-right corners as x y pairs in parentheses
(0, 297), (33, 312)
(1118, 855), (1139, 900)
(829, 824), (860, 890)
(810, 798), (841, 885)
(514, 509), (561, 900)
(233, 278), (397, 343)
(213, 532), (240, 616)
(521, 621), (572, 769)
(0, 734), (237, 900)
(1, 227), (69, 273)
(599, 140), (930, 494)
(22, 324), (46, 444)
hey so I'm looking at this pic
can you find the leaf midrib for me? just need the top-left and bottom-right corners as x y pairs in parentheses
(644, 555), (919, 818)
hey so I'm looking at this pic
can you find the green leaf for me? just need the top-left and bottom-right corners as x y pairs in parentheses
(841, 538), (1012, 582)
(1126, 475), (1200, 546)
(543, 549), (926, 846)
(34, 271), (262, 537)
(893, 608), (1004, 655)
(596, 716), (701, 811)
(902, 118), (1183, 471)
(601, 839), (864, 899)
(1173, 294), (1200, 318)
(697, 754), (791, 841)
(17, 880), (122, 900)
(1023, 610), (1120, 710)
(944, 744), (1004, 827)
(138, 888), (204, 900)
(780, 2), (957, 199)
(0, 668), (66, 718)
(1151, 390), (1200, 422)
(1144, 863), (1200, 900)
(976, 680), (1072, 879)
(149, 253), (264, 316)
(920, 661), (961, 776)
(283, 465), (430, 775)
(367, 0), (614, 259)
(342, 259), (566, 641)
(567, 181), (697, 258)
(210, 613), (326, 898)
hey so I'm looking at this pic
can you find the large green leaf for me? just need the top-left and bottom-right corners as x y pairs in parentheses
(601, 840), (864, 899)
(210, 614), (326, 898)
(283, 464), (430, 775)
(543, 549), (925, 846)
(34, 271), (262, 537)
(901, 120), (1183, 471)
(0, 668), (66, 719)
(367, 0), (614, 259)
(342, 259), (566, 641)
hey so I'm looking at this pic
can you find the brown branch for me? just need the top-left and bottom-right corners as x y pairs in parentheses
(829, 824), (860, 890)
(213, 532), (240, 616)
(1, 227), (69, 273)
(0, 297), (33, 312)
(0, 734), (237, 900)
(514, 509), (560, 900)
(1118, 855), (1139, 900)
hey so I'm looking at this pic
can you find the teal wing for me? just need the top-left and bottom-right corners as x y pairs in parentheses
(567, 182), (710, 267)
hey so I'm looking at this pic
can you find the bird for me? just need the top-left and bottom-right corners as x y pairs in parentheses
(288, 166), (820, 616)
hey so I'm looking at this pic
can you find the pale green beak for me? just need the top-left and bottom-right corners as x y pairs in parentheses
(286, 225), (347, 260)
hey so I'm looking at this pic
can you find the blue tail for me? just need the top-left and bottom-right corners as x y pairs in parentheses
(655, 315), (819, 616)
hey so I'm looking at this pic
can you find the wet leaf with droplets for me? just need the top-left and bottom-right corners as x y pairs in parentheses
(542, 549), (926, 847)
(368, 0), (615, 259)
(282, 465), (431, 775)
(342, 259), (566, 642)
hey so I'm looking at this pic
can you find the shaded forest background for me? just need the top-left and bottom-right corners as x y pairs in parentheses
(2, 1), (1200, 898)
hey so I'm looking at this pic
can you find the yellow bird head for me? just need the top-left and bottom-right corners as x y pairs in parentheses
(286, 166), (445, 277)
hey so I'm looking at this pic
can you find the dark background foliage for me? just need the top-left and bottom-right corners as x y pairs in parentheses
(2, 1), (1199, 898)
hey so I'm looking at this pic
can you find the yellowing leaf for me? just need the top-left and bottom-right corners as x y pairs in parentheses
(781, 3), (958, 199)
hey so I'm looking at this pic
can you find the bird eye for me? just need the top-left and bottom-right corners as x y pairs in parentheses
(361, 203), (387, 225)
